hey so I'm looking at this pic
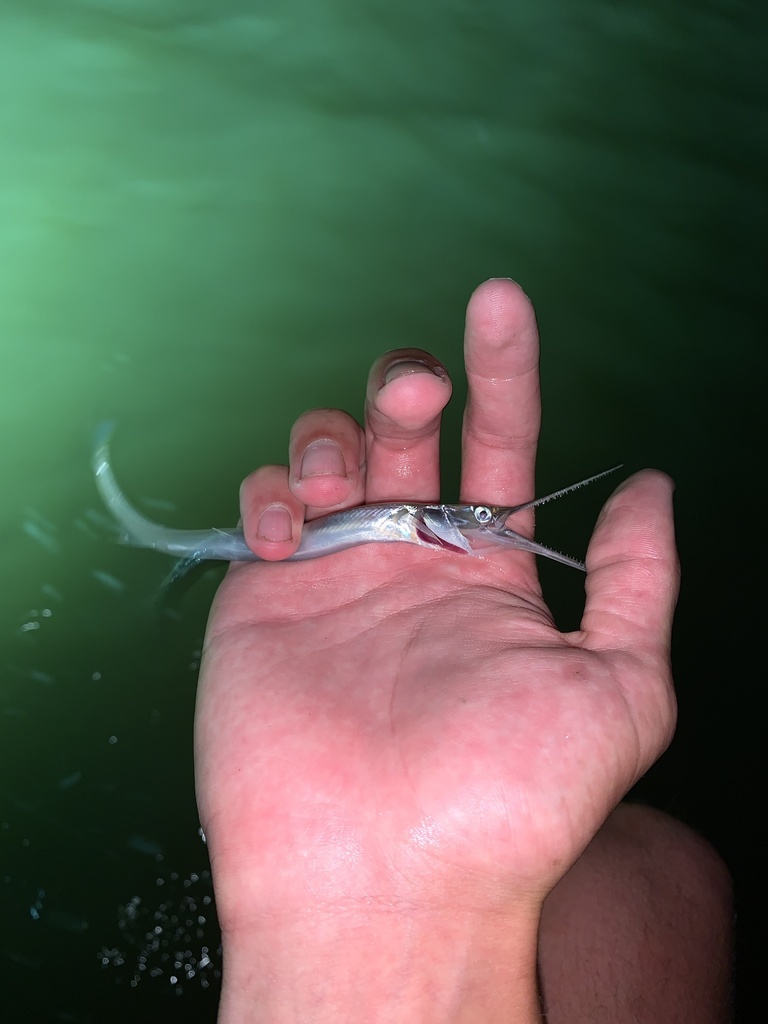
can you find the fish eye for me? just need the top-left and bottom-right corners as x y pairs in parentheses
(473, 505), (493, 524)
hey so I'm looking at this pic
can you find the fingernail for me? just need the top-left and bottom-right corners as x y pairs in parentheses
(383, 359), (446, 386)
(299, 439), (346, 479)
(257, 503), (293, 542)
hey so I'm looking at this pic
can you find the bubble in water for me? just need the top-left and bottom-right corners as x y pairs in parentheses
(99, 869), (221, 995)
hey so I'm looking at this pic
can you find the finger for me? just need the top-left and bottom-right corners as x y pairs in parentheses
(364, 348), (452, 502)
(581, 470), (680, 658)
(460, 279), (541, 508)
(288, 409), (365, 518)
(239, 464), (305, 561)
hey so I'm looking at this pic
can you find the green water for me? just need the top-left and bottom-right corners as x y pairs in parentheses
(1, 2), (765, 1020)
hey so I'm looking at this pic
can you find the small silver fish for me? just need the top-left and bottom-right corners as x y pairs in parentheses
(93, 423), (620, 574)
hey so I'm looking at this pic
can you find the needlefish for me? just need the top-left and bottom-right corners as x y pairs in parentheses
(92, 423), (620, 577)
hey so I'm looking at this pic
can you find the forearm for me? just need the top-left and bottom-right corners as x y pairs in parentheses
(217, 904), (543, 1024)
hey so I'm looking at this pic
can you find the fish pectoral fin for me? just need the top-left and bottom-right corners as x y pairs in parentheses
(415, 508), (473, 554)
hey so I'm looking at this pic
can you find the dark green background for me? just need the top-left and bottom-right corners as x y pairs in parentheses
(1, 1), (764, 1020)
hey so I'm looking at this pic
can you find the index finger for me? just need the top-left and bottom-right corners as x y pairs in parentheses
(460, 279), (542, 507)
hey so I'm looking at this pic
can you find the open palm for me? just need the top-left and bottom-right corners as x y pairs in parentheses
(195, 281), (679, 942)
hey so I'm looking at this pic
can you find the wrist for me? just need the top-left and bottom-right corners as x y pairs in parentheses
(217, 902), (543, 1024)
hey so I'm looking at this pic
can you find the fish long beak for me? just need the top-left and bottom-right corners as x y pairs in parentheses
(480, 525), (587, 571)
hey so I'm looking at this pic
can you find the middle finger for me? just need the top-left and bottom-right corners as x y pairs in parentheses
(364, 348), (452, 502)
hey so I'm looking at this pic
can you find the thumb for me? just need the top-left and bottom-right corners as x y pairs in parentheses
(581, 470), (680, 659)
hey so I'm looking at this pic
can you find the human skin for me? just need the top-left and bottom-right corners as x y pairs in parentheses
(194, 279), (680, 1023)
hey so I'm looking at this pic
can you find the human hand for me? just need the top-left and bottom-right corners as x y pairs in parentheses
(195, 279), (679, 1023)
